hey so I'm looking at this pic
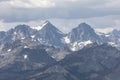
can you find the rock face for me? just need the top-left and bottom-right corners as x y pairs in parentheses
(66, 23), (103, 51)
(67, 23), (101, 43)
(0, 44), (119, 80)
(31, 44), (120, 80)
(35, 21), (65, 47)
(60, 44), (120, 80)
(0, 21), (120, 80)
(107, 29), (120, 48)
(0, 21), (120, 50)
(0, 42), (56, 71)
(0, 21), (65, 47)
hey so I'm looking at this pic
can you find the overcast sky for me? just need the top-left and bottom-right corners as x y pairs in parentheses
(0, 0), (120, 33)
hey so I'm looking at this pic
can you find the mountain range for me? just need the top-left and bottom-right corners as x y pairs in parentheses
(0, 44), (120, 80)
(0, 21), (120, 50)
(0, 21), (120, 80)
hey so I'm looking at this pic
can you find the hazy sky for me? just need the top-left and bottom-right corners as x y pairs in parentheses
(0, 0), (120, 33)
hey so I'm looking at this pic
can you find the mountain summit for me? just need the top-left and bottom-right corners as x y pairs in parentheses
(33, 21), (65, 47)
(67, 23), (101, 43)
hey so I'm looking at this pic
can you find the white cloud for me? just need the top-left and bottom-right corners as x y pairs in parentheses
(0, 0), (120, 32)
(0, 0), (55, 8)
(70, 0), (78, 1)
(0, 15), (120, 33)
(48, 15), (120, 33)
(0, 0), (120, 9)
(91, 0), (120, 9)
(95, 28), (114, 34)
(105, 0), (120, 8)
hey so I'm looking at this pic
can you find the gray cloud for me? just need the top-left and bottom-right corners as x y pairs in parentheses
(0, 7), (120, 23)
(0, 0), (120, 32)
(0, 0), (9, 2)
(0, 0), (120, 22)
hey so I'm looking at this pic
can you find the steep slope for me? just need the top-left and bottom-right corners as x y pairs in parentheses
(66, 23), (102, 51)
(1, 22), (120, 51)
(0, 41), (56, 71)
(29, 65), (79, 80)
(1, 21), (120, 80)
(12, 43), (120, 80)
(107, 29), (120, 49)
(60, 44), (120, 80)
(0, 21), (65, 47)
(35, 21), (65, 47)
(67, 23), (101, 43)
(0, 31), (5, 41)
(1, 24), (36, 43)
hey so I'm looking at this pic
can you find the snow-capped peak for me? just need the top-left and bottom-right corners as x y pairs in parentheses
(42, 20), (50, 27)
(67, 22), (100, 43)
(32, 21), (50, 30)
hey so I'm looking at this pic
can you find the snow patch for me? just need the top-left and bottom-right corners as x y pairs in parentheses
(42, 21), (49, 27)
(31, 21), (49, 30)
(105, 34), (110, 37)
(24, 46), (28, 48)
(64, 36), (70, 44)
(70, 40), (93, 51)
(81, 40), (92, 45)
(108, 42), (117, 47)
(71, 47), (76, 51)
(31, 35), (35, 38)
(21, 37), (25, 40)
(7, 49), (11, 52)
(24, 54), (28, 59)
(14, 32), (17, 35)
(32, 26), (43, 30)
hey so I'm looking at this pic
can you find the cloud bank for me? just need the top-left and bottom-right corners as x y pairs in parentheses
(0, 0), (120, 32)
